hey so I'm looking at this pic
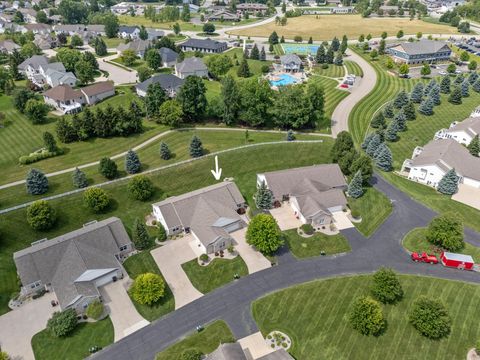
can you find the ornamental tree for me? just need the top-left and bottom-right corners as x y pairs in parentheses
(468, 135), (480, 156)
(399, 63), (409, 76)
(366, 134), (382, 156)
(132, 218), (153, 250)
(130, 273), (165, 305)
(383, 103), (394, 118)
(99, 157), (118, 179)
(440, 75), (451, 94)
(86, 300), (104, 320)
(128, 175), (154, 201)
(72, 167), (88, 188)
(454, 74), (464, 86)
(26, 200), (57, 231)
(237, 58), (251, 78)
(189, 135), (204, 158)
(371, 267), (403, 304)
(286, 129), (295, 141)
(160, 142), (171, 160)
(350, 155), (373, 185)
(418, 97), (434, 116)
(474, 79), (480, 93)
(371, 111), (386, 128)
(426, 213), (464, 251)
(83, 187), (110, 213)
(125, 149), (141, 174)
(448, 85), (462, 104)
(255, 181), (273, 210)
(47, 309), (78, 338)
(246, 214), (283, 255)
(157, 223), (167, 242)
(468, 71), (478, 85)
(361, 133), (375, 150)
(420, 63), (431, 77)
(26, 168), (48, 195)
(385, 121), (398, 142)
(403, 101), (416, 121)
(437, 168), (459, 195)
(43, 131), (58, 153)
(347, 170), (363, 198)
(447, 63), (456, 74)
(409, 296), (451, 339)
(349, 296), (385, 336)
(393, 90), (409, 109)
(374, 143), (393, 171)
(331, 131), (354, 162)
(428, 85), (441, 106)
(423, 79), (437, 96)
(462, 80), (470, 97)
(394, 109), (407, 131)
(410, 82), (424, 103)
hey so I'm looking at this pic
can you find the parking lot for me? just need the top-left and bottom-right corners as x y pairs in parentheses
(408, 63), (469, 79)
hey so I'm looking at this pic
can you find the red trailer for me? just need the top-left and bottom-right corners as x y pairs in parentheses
(440, 252), (475, 270)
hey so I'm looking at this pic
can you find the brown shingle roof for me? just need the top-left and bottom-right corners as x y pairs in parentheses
(43, 84), (83, 101)
(81, 81), (114, 97)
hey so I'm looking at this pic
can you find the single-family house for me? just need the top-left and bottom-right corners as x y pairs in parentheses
(33, 33), (56, 50)
(13, 217), (133, 312)
(81, 81), (115, 105)
(175, 57), (208, 79)
(280, 54), (302, 72)
(117, 39), (152, 57)
(38, 62), (77, 88)
(434, 117), (480, 145)
(147, 28), (164, 41)
(135, 74), (184, 97)
(386, 40), (452, 64)
(54, 24), (85, 36)
(236, 3), (268, 14)
(43, 84), (84, 113)
(158, 47), (179, 67)
(0, 39), (19, 54)
(23, 23), (51, 34)
(207, 10), (240, 21)
(205, 342), (294, 360)
(86, 24), (106, 36)
(118, 25), (140, 39)
(18, 55), (48, 78)
(257, 164), (348, 228)
(18, 7), (37, 23)
(401, 139), (480, 189)
(179, 38), (228, 53)
(330, 6), (355, 13)
(152, 182), (247, 254)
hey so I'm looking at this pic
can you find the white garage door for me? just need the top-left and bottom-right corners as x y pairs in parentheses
(95, 273), (116, 288)
(224, 221), (243, 233)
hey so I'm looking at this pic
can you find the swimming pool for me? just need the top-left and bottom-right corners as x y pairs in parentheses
(282, 43), (319, 55)
(269, 73), (298, 87)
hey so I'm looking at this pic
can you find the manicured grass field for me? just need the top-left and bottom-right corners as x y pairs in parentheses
(155, 321), (235, 360)
(283, 229), (350, 258)
(253, 275), (480, 360)
(111, 57), (147, 71)
(102, 37), (125, 48)
(228, 15), (458, 40)
(182, 256), (248, 294)
(344, 60), (364, 77)
(403, 227), (480, 262)
(313, 64), (345, 78)
(123, 251), (175, 321)
(348, 187), (393, 237)
(31, 317), (114, 360)
(118, 16), (206, 32)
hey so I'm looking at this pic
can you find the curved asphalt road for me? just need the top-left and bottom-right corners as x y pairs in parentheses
(92, 174), (480, 360)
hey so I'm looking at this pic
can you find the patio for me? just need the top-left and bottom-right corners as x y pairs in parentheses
(269, 204), (303, 231)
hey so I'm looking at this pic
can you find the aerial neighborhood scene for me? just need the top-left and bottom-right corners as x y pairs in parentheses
(4, 0), (480, 357)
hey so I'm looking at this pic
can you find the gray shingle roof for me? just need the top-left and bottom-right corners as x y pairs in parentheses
(18, 55), (48, 71)
(158, 47), (178, 63)
(394, 40), (450, 56)
(447, 117), (480, 138)
(135, 74), (184, 93)
(205, 343), (247, 360)
(117, 39), (152, 54)
(280, 54), (302, 65)
(175, 57), (207, 73)
(119, 25), (139, 34)
(257, 349), (295, 360)
(181, 38), (227, 51)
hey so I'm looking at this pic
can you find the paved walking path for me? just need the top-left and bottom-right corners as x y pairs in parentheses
(92, 173), (480, 360)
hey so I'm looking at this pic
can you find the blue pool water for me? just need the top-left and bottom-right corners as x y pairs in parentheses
(269, 73), (298, 86)
(282, 43), (319, 55)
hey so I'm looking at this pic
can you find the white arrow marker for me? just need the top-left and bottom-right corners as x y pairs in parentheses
(211, 155), (222, 181)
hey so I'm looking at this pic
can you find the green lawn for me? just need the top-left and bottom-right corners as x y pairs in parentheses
(182, 256), (248, 294)
(155, 321), (235, 360)
(313, 64), (345, 78)
(102, 37), (126, 48)
(123, 251), (175, 321)
(0, 141), (334, 315)
(348, 187), (393, 237)
(111, 57), (147, 71)
(253, 275), (480, 360)
(403, 227), (480, 263)
(344, 60), (364, 77)
(118, 15), (205, 32)
(283, 229), (350, 258)
(31, 317), (114, 360)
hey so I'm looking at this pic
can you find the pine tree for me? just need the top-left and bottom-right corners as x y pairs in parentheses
(448, 86), (462, 105)
(237, 58), (251, 78)
(473, 79), (480, 93)
(125, 149), (141, 174)
(255, 181), (273, 210)
(461, 80), (470, 97)
(316, 45), (325, 64)
(385, 120), (398, 142)
(132, 218), (152, 250)
(250, 44), (260, 60)
(260, 46), (266, 61)
(468, 71), (478, 85)
(410, 82), (424, 103)
(403, 101), (416, 121)
(361, 133), (375, 150)
(286, 129), (295, 141)
(394, 109), (407, 131)
(43, 131), (58, 152)
(189, 135), (204, 158)
(423, 79), (437, 96)
(428, 84), (441, 106)
(371, 111), (386, 128)
(347, 170), (364, 198)
(393, 90), (409, 109)
(440, 76), (451, 94)
(334, 52), (343, 66)
(454, 74), (464, 86)
(374, 143), (393, 171)
(468, 134), (480, 156)
(72, 167), (88, 188)
(159, 142), (171, 160)
(325, 46), (334, 64)
(366, 134), (382, 156)
(418, 97), (434, 115)
(26, 168), (48, 195)
(383, 103), (395, 118)
(437, 169), (459, 195)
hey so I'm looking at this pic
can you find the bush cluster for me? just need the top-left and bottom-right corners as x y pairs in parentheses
(19, 148), (63, 165)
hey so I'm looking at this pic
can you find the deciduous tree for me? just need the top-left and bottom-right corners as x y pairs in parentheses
(99, 157), (118, 179)
(128, 175), (154, 201)
(246, 214), (283, 255)
(349, 296), (385, 336)
(26, 200), (57, 230)
(130, 273), (165, 305)
(409, 296), (451, 339)
(83, 187), (110, 212)
(426, 213), (464, 251)
(371, 268), (403, 304)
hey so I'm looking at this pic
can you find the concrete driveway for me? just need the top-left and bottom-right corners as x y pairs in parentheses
(98, 54), (138, 85)
(100, 278), (149, 342)
(0, 292), (57, 360)
(452, 184), (480, 210)
(150, 236), (203, 309)
(332, 211), (355, 230)
(230, 228), (271, 273)
(269, 204), (303, 231)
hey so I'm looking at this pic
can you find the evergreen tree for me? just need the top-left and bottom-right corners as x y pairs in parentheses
(410, 82), (424, 103)
(418, 97), (434, 115)
(72, 167), (88, 188)
(394, 109), (407, 131)
(371, 111), (386, 128)
(440, 75), (451, 94)
(160, 142), (171, 160)
(473, 79), (480, 93)
(255, 181), (273, 210)
(331, 36), (340, 51)
(347, 170), (364, 198)
(237, 58), (251, 78)
(325, 46), (334, 64)
(423, 79), (437, 96)
(189, 135), (204, 158)
(374, 143), (393, 171)
(132, 218), (152, 250)
(366, 134), (382, 156)
(260, 46), (266, 61)
(454, 74), (464, 86)
(350, 155), (373, 185)
(361, 133), (375, 150)
(125, 149), (141, 174)
(383, 103), (394, 118)
(334, 52), (343, 66)
(316, 45), (325, 64)
(250, 44), (260, 60)
(461, 79), (470, 97)
(437, 169), (459, 195)
(448, 86), (462, 105)
(468, 71), (478, 85)
(340, 35), (348, 54)
(286, 129), (295, 141)
(99, 157), (118, 179)
(428, 85), (441, 106)
(43, 131), (57, 152)
(268, 31), (279, 44)
(385, 120), (399, 142)
(26, 168), (48, 195)
(468, 134), (480, 156)
(221, 75), (240, 125)
(393, 90), (409, 109)
(403, 101), (416, 121)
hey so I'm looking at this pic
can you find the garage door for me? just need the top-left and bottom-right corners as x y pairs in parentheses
(224, 221), (243, 233)
(95, 272), (116, 287)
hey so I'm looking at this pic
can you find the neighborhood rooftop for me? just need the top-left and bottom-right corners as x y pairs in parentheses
(180, 38), (228, 51)
(175, 57), (207, 73)
(392, 40), (449, 55)
(135, 74), (184, 93)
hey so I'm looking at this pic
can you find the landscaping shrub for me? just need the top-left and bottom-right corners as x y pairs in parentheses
(99, 157), (118, 180)
(86, 300), (104, 320)
(409, 295), (451, 339)
(157, 223), (167, 242)
(25, 168), (48, 195)
(370, 267), (403, 304)
(83, 187), (110, 213)
(72, 167), (89, 188)
(0, 351), (10, 360)
(18, 148), (63, 165)
(130, 273), (165, 305)
(180, 349), (203, 360)
(200, 254), (209, 262)
(350, 209), (361, 219)
(26, 200), (57, 231)
(127, 175), (154, 201)
(300, 224), (314, 235)
(425, 213), (464, 251)
(47, 309), (78, 337)
(349, 296), (385, 336)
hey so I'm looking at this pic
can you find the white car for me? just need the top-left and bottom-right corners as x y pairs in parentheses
(455, 69), (462, 74)
(439, 70), (447, 75)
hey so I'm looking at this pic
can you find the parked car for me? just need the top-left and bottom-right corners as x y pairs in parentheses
(455, 69), (462, 74)
(439, 70), (447, 75)
(340, 83), (349, 88)
(411, 252), (438, 264)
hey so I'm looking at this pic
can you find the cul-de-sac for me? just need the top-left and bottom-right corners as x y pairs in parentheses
(2, 0), (480, 359)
